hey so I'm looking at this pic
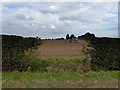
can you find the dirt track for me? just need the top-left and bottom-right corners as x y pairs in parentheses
(34, 40), (87, 57)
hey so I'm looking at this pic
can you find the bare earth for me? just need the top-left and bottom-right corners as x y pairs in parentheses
(34, 40), (87, 57)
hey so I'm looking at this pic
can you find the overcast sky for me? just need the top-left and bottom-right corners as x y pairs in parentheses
(1, 1), (118, 38)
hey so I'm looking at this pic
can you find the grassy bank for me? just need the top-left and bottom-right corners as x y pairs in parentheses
(2, 71), (119, 88)
(24, 56), (87, 72)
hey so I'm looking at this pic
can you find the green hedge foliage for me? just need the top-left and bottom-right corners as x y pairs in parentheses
(89, 38), (120, 71)
(2, 35), (41, 71)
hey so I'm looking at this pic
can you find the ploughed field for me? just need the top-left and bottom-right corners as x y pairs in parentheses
(34, 40), (87, 57)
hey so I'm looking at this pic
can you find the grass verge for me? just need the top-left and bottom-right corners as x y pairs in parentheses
(2, 71), (119, 88)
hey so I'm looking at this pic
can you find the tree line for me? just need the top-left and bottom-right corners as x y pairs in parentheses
(44, 32), (95, 40)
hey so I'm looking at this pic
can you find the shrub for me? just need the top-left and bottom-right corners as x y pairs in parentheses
(2, 35), (41, 71)
(89, 38), (120, 71)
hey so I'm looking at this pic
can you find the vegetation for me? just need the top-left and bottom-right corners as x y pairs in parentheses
(2, 71), (119, 88)
(66, 34), (69, 40)
(78, 32), (95, 40)
(89, 37), (120, 71)
(2, 35), (41, 72)
(66, 34), (76, 40)
(76, 32), (120, 71)
(2, 33), (120, 72)
(2, 33), (120, 88)
(69, 34), (75, 39)
(23, 56), (87, 72)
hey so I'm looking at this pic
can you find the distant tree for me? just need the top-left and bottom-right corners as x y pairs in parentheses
(56, 37), (64, 40)
(66, 34), (70, 40)
(78, 32), (95, 40)
(61, 37), (64, 40)
(70, 34), (75, 39)
(36, 36), (39, 39)
(85, 32), (91, 36)
(84, 32), (95, 40)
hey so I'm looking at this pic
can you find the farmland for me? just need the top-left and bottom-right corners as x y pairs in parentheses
(2, 34), (120, 88)
(2, 2), (120, 89)
(33, 40), (87, 57)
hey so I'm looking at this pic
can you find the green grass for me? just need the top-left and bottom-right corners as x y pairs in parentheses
(2, 71), (119, 88)
(2, 56), (119, 88)
(24, 56), (86, 72)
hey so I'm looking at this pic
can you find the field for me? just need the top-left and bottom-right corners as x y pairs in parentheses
(32, 40), (87, 57)
(2, 38), (119, 88)
(2, 71), (119, 88)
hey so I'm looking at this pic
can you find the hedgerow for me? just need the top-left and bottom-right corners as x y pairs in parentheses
(89, 38), (120, 71)
(2, 35), (41, 71)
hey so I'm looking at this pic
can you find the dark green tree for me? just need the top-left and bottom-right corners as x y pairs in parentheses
(70, 34), (75, 39)
(66, 34), (70, 40)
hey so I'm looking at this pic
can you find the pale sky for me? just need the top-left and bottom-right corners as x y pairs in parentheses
(1, 1), (119, 38)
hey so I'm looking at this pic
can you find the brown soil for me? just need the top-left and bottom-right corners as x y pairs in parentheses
(34, 40), (88, 57)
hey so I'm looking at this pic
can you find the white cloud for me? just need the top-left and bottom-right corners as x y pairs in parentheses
(1, 2), (118, 38)
(51, 25), (56, 29)
(49, 5), (61, 11)
(1, 0), (119, 2)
